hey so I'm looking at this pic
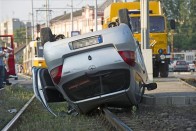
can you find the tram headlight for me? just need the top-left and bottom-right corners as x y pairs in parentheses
(38, 63), (42, 67)
(160, 54), (166, 60)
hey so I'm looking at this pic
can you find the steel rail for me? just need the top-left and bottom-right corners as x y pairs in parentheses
(2, 95), (35, 131)
(102, 108), (133, 131)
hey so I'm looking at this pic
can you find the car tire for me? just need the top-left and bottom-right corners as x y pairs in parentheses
(118, 8), (132, 30)
(135, 82), (145, 103)
(160, 63), (169, 77)
(153, 67), (159, 77)
(40, 27), (55, 46)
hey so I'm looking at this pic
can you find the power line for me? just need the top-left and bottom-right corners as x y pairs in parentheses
(33, 7), (81, 10)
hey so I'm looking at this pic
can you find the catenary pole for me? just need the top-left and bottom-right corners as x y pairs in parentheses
(141, 0), (149, 49)
(31, 0), (34, 40)
(71, 0), (73, 32)
(94, 0), (98, 31)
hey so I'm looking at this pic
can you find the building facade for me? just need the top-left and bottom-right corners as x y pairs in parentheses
(34, 1), (122, 39)
(0, 18), (31, 47)
(0, 18), (25, 35)
(48, 5), (103, 38)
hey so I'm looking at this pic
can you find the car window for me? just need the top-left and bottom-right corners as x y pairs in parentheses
(176, 61), (186, 65)
(135, 43), (146, 70)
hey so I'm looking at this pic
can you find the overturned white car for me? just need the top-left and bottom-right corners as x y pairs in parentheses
(32, 9), (156, 115)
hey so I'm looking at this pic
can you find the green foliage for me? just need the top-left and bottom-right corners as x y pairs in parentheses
(13, 28), (26, 45)
(161, 0), (196, 50)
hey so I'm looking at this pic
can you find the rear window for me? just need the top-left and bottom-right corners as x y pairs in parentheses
(176, 61), (186, 65)
(62, 69), (130, 101)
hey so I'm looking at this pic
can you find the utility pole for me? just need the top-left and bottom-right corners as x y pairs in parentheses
(26, 25), (28, 45)
(141, 0), (149, 49)
(94, 0), (98, 31)
(31, 0), (34, 40)
(171, 30), (174, 60)
(141, 0), (153, 81)
(71, 0), (73, 32)
(45, 0), (49, 27)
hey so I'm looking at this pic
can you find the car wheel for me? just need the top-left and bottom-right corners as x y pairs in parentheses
(118, 8), (132, 30)
(40, 27), (55, 46)
(153, 67), (159, 77)
(135, 82), (145, 103)
(160, 63), (169, 77)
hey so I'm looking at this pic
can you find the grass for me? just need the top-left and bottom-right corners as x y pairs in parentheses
(12, 100), (104, 131)
(0, 85), (34, 129)
(0, 85), (104, 130)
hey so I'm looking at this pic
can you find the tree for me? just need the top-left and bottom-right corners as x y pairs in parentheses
(13, 28), (27, 46)
(189, 0), (196, 33)
(161, 0), (196, 50)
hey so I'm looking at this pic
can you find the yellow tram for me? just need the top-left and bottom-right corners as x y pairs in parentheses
(23, 41), (47, 75)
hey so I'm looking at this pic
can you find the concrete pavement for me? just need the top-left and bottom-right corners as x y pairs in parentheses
(143, 77), (196, 106)
(8, 74), (32, 88)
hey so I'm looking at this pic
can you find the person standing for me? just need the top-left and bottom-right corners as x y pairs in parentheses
(3, 47), (12, 85)
(0, 42), (5, 89)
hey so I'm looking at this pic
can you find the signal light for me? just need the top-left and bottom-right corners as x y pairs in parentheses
(50, 65), (63, 84)
(118, 51), (135, 66)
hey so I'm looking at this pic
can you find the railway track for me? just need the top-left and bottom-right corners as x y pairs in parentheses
(100, 107), (133, 131)
(1, 95), (35, 131)
(1, 93), (138, 131)
(3, 99), (196, 131)
(2, 95), (196, 131)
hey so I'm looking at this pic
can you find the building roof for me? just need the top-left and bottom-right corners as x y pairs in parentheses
(50, 0), (123, 24)
(50, 8), (85, 24)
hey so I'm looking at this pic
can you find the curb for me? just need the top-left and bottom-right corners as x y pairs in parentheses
(173, 72), (194, 75)
(142, 79), (196, 106)
(142, 94), (196, 106)
(179, 79), (196, 91)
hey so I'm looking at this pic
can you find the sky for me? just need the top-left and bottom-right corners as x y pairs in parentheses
(0, 0), (107, 23)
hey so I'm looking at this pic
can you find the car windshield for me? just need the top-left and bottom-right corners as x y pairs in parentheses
(131, 16), (165, 33)
(176, 61), (186, 65)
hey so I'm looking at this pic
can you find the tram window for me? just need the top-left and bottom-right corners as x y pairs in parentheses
(37, 46), (43, 57)
(35, 47), (38, 57)
(37, 42), (44, 57)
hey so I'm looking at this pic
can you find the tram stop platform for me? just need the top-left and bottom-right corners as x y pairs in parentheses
(143, 77), (196, 106)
